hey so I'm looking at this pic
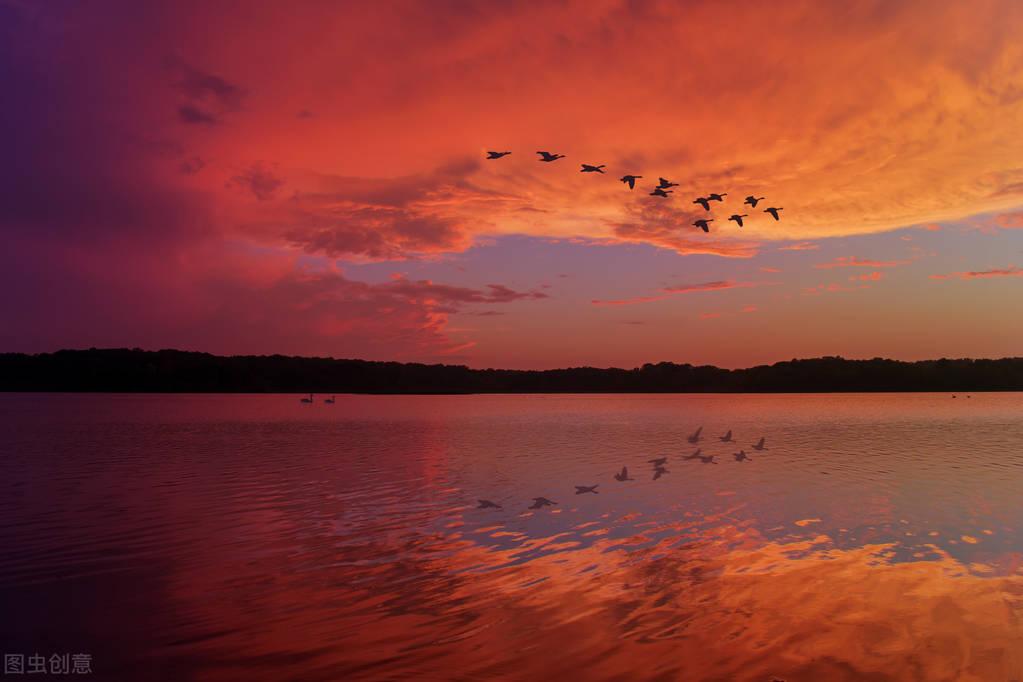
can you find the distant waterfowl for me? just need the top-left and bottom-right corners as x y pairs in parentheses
(683, 448), (703, 460)
(614, 466), (634, 481)
(300, 393), (314, 403)
(486, 151), (511, 159)
(575, 485), (600, 494)
(529, 497), (558, 509)
(697, 454), (717, 464)
(324, 395), (336, 404)
(657, 177), (679, 189)
(727, 214), (748, 228)
(745, 195), (765, 208)
(733, 450), (751, 462)
(650, 187), (673, 197)
(752, 437), (768, 451)
(719, 430), (734, 443)
(653, 466), (669, 480)
(708, 192), (727, 202)
(580, 164), (606, 173)
(688, 426), (703, 444)
(693, 197), (712, 211)
(648, 456), (668, 467)
(693, 218), (714, 233)
(536, 151), (565, 162)
(764, 207), (784, 221)
(620, 174), (642, 189)
(477, 499), (502, 509)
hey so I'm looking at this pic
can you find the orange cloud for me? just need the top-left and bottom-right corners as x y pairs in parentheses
(778, 242), (820, 251)
(930, 266), (1023, 280)
(994, 213), (1023, 229)
(850, 272), (884, 281)
(592, 280), (768, 306)
(815, 257), (910, 269)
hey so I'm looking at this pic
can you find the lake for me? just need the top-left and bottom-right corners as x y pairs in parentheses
(2, 393), (1023, 680)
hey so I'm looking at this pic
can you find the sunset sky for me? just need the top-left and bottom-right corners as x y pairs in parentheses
(2, 0), (1023, 369)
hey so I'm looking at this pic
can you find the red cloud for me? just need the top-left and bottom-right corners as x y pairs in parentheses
(850, 272), (884, 281)
(930, 266), (1023, 280)
(994, 213), (1023, 229)
(592, 280), (771, 306)
(815, 257), (910, 269)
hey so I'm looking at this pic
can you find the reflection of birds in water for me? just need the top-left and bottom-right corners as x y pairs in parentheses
(687, 426), (703, 444)
(620, 174), (642, 189)
(728, 214), (748, 228)
(683, 448), (703, 460)
(648, 457), (668, 467)
(575, 485), (600, 494)
(486, 151), (511, 159)
(697, 454), (717, 464)
(477, 499), (502, 509)
(614, 466), (634, 481)
(650, 187), (673, 197)
(693, 218), (713, 233)
(536, 151), (565, 162)
(719, 430), (734, 442)
(733, 450), (751, 462)
(752, 437), (768, 451)
(580, 163), (606, 173)
(300, 393), (313, 403)
(653, 466), (669, 480)
(529, 497), (558, 509)
(324, 395), (336, 404)
(693, 197), (711, 211)
(745, 195), (765, 208)
(764, 207), (784, 220)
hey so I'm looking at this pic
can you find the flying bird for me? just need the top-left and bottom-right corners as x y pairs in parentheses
(733, 451), (751, 462)
(764, 207), (784, 221)
(719, 430), (734, 443)
(657, 177), (679, 189)
(653, 466), (669, 480)
(648, 456), (668, 467)
(697, 454), (717, 464)
(575, 485), (600, 494)
(683, 448), (703, 460)
(614, 466), (634, 481)
(650, 188), (673, 197)
(536, 151), (565, 162)
(728, 214), (748, 228)
(529, 497), (558, 509)
(687, 427), (703, 444)
(620, 174), (642, 189)
(693, 219), (713, 233)
(486, 151), (511, 159)
(693, 197), (711, 211)
(708, 193), (727, 202)
(477, 499), (503, 509)
(752, 437), (768, 451)
(580, 164), (606, 173)
(745, 195), (765, 208)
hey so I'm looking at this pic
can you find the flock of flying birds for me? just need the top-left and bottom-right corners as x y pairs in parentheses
(485, 149), (784, 233)
(476, 426), (770, 511)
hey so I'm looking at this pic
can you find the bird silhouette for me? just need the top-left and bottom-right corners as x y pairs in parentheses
(719, 430), (734, 443)
(536, 151), (565, 162)
(299, 393), (313, 403)
(614, 466), (634, 481)
(620, 174), (642, 189)
(728, 214), (748, 228)
(708, 193), (727, 202)
(580, 164), (606, 173)
(688, 426), (703, 444)
(650, 188), (673, 197)
(324, 395), (336, 404)
(697, 454), (717, 464)
(653, 466), (669, 480)
(657, 177), (679, 189)
(683, 448), (703, 460)
(693, 197), (711, 211)
(693, 219), (713, 233)
(477, 499), (503, 509)
(752, 437), (768, 451)
(486, 151), (511, 159)
(733, 451), (751, 462)
(529, 497), (558, 509)
(575, 485), (600, 494)
(648, 456), (668, 467)
(764, 207), (784, 221)
(744, 195), (765, 208)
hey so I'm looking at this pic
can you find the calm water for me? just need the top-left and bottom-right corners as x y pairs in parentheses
(2, 393), (1023, 681)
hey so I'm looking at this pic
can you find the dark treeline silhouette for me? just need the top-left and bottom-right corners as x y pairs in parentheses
(3, 348), (1023, 393)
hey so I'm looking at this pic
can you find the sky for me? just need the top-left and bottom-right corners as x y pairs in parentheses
(2, 0), (1023, 369)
